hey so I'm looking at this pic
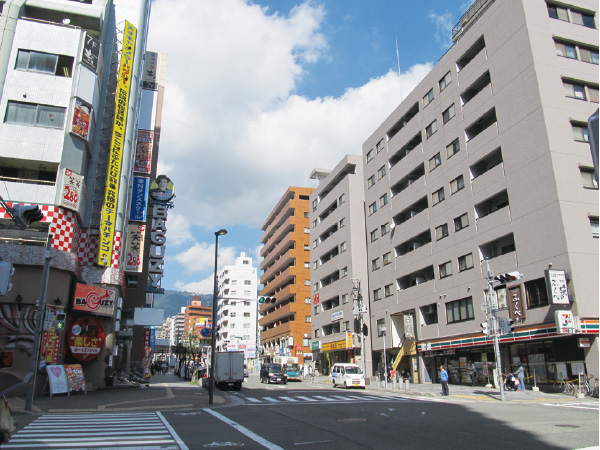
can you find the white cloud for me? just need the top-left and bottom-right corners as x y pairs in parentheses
(172, 243), (237, 273)
(163, 212), (193, 246)
(174, 275), (215, 295)
(429, 11), (455, 49)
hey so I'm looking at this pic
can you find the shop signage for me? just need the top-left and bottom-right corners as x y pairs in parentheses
(546, 269), (569, 304)
(142, 51), (160, 90)
(70, 98), (92, 141)
(68, 316), (105, 362)
(508, 285), (526, 322)
(404, 314), (414, 339)
(46, 365), (68, 396)
(148, 204), (168, 289)
(73, 283), (117, 317)
(64, 364), (86, 393)
(555, 310), (575, 334)
(313, 293), (319, 305)
(345, 331), (353, 349)
(321, 340), (347, 352)
(578, 337), (591, 348)
(97, 21), (137, 267)
(331, 310), (343, 322)
(59, 169), (84, 213)
(129, 177), (149, 221)
(311, 341), (321, 350)
(134, 130), (153, 174)
(149, 175), (175, 202)
(41, 331), (60, 366)
(81, 32), (100, 72)
(124, 224), (145, 272)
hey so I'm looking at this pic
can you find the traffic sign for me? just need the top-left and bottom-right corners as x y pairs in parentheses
(200, 327), (211, 338)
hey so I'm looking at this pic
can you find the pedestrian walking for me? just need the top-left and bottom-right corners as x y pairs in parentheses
(440, 365), (449, 396)
(515, 364), (526, 391)
(469, 362), (477, 386)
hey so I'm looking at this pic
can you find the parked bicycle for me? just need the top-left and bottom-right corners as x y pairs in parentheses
(553, 378), (576, 396)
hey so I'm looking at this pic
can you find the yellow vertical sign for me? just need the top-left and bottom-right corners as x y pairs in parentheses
(97, 21), (137, 266)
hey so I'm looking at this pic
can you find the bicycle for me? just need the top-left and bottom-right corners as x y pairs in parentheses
(553, 378), (567, 393)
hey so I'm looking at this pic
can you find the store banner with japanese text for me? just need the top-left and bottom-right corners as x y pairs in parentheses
(68, 316), (105, 362)
(59, 169), (84, 213)
(125, 224), (145, 272)
(129, 176), (149, 221)
(134, 130), (153, 174)
(97, 20), (137, 266)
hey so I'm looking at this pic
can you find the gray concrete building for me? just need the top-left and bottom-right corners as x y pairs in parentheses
(362, 0), (598, 386)
(309, 155), (373, 377)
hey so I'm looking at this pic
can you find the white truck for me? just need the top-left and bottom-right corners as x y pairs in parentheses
(214, 351), (244, 391)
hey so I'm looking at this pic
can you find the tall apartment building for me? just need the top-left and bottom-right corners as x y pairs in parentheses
(361, 0), (598, 385)
(184, 297), (211, 341)
(0, 0), (157, 391)
(259, 187), (313, 364)
(309, 155), (373, 376)
(217, 252), (258, 365)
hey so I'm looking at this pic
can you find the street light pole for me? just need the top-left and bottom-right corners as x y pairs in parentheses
(485, 259), (505, 402)
(209, 229), (227, 405)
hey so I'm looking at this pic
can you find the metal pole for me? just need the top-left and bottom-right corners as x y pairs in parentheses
(209, 229), (227, 405)
(25, 233), (53, 411)
(486, 260), (505, 402)
(383, 328), (388, 389)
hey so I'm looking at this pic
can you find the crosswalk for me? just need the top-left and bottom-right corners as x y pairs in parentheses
(542, 402), (599, 411)
(243, 393), (400, 405)
(4, 412), (187, 449)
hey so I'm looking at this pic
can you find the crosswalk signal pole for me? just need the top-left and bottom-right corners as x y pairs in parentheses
(486, 259), (505, 402)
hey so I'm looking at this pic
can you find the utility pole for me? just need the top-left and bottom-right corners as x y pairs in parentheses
(485, 259), (505, 402)
(351, 278), (366, 377)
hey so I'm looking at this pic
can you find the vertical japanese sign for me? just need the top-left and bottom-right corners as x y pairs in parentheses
(81, 32), (100, 72)
(70, 98), (92, 141)
(142, 51), (159, 90)
(41, 331), (60, 365)
(60, 169), (84, 213)
(546, 269), (569, 304)
(125, 224), (145, 272)
(134, 130), (153, 174)
(129, 176), (149, 221)
(97, 21), (137, 267)
(508, 285), (526, 323)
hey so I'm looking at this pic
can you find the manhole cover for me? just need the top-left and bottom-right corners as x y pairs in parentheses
(555, 424), (579, 428)
(338, 418), (367, 423)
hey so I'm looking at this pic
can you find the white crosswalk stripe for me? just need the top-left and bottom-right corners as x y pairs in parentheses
(542, 402), (599, 411)
(243, 394), (399, 405)
(4, 412), (186, 449)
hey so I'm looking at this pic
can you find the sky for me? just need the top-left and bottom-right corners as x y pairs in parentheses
(146, 0), (473, 295)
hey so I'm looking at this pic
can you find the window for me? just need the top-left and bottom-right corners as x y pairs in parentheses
(15, 50), (74, 77)
(313, 239), (318, 248)
(421, 304), (438, 325)
(555, 40), (599, 64)
(547, 4), (569, 21)
(377, 318), (385, 336)
(454, 213), (469, 231)
(340, 267), (348, 278)
(383, 252), (392, 266)
(304, 212), (309, 218)
(314, 305), (320, 315)
(446, 296), (474, 323)
(342, 294), (349, 304)
(439, 71), (451, 92)
(435, 223), (449, 240)
(426, 120), (438, 138)
(304, 262), (310, 268)
(563, 80), (587, 100)
(590, 87), (600, 103)
(339, 217), (346, 228)
(423, 88), (434, 107)
(379, 193), (388, 207)
(305, 297), (311, 304)
(368, 202), (377, 215)
(579, 47), (599, 64)
(555, 41), (577, 59)
(244, 280), (251, 285)
(342, 320), (349, 331)
(384, 284), (394, 297)
(525, 278), (549, 308)
(313, 260), (318, 269)
(570, 10), (596, 29)
(450, 174), (465, 194)
(244, 290), (252, 295)
(5, 101), (66, 129)
(340, 241), (347, 252)
(312, 199), (317, 212)
(367, 175), (376, 188)
(312, 219), (317, 227)
(370, 229), (379, 242)
(432, 187), (445, 205)
(378, 165), (387, 180)
(458, 253), (474, 271)
(339, 193), (345, 205)
(304, 279), (311, 286)
(315, 329), (320, 338)
(439, 261), (452, 278)
(572, 123), (590, 142)
(580, 167), (598, 189)
(590, 216), (599, 238)
(442, 103), (455, 124)
(366, 149), (374, 163)
(304, 227), (310, 233)
(305, 315), (312, 323)
(373, 288), (382, 302)
(313, 282), (319, 291)
(376, 139), (385, 153)
(381, 222), (390, 236)
(446, 138), (460, 158)
(429, 153), (442, 171)
(372, 258), (381, 271)
(304, 244), (310, 251)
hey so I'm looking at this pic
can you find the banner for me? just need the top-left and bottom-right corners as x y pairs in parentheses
(134, 130), (153, 174)
(73, 283), (117, 317)
(59, 169), (84, 213)
(41, 331), (60, 366)
(64, 364), (86, 393)
(70, 98), (92, 141)
(142, 51), (160, 90)
(124, 224), (145, 272)
(81, 32), (100, 72)
(46, 365), (69, 396)
(68, 316), (105, 362)
(97, 21), (137, 267)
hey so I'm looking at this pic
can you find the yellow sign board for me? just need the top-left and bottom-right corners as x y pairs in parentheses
(97, 21), (137, 266)
(321, 340), (347, 352)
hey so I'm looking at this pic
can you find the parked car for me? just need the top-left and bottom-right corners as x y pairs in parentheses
(331, 363), (366, 389)
(243, 364), (249, 378)
(260, 363), (287, 384)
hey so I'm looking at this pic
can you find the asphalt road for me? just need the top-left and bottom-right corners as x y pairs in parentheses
(5, 372), (598, 450)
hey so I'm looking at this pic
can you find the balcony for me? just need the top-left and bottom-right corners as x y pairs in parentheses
(261, 247), (293, 281)
(471, 156), (504, 196)
(259, 301), (293, 328)
(260, 231), (293, 265)
(457, 37), (488, 86)
(0, 179), (56, 205)
(260, 322), (292, 342)
(461, 73), (493, 120)
(465, 111), (498, 156)
(261, 265), (294, 293)
(260, 215), (294, 258)
(260, 199), (293, 242)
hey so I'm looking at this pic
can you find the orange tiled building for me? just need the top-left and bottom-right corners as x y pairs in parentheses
(184, 297), (212, 340)
(259, 187), (314, 364)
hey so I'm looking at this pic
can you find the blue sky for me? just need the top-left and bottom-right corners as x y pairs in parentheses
(146, 0), (472, 294)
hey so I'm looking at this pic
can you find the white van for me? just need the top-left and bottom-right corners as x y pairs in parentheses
(331, 363), (365, 389)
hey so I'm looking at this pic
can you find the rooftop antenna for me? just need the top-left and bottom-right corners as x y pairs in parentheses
(396, 37), (403, 101)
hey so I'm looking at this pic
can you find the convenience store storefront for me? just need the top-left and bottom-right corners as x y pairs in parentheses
(418, 320), (598, 387)
(312, 332), (356, 376)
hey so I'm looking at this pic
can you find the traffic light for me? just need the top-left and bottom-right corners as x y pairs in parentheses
(481, 321), (490, 336)
(494, 271), (523, 283)
(55, 313), (66, 331)
(0, 261), (14, 296)
(259, 297), (276, 304)
(12, 204), (44, 227)
(362, 324), (368, 336)
(506, 318), (514, 333)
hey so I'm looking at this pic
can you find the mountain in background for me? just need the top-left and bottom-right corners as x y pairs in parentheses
(153, 290), (213, 320)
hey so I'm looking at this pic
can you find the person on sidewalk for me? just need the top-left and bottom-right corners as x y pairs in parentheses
(515, 364), (526, 391)
(440, 365), (449, 396)
(469, 362), (477, 386)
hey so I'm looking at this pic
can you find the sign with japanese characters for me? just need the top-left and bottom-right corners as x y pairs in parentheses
(148, 204), (168, 289)
(129, 176), (149, 221)
(73, 283), (117, 317)
(125, 224), (145, 272)
(81, 32), (100, 72)
(508, 285), (526, 323)
(41, 331), (60, 366)
(68, 316), (105, 362)
(554, 310), (575, 334)
(134, 130), (153, 174)
(546, 269), (569, 304)
(70, 98), (92, 141)
(97, 21), (137, 267)
(64, 364), (86, 392)
(59, 169), (84, 213)
(46, 365), (69, 396)
(142, 51), (160, 90)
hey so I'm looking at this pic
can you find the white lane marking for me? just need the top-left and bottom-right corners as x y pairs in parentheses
(157, 411), (189, 450)
(204, 408), (284, 450)
(279, 396), (299, 402)
(263, 397), (279, 402)
(247, 398), (262, 403)
(313, 396), (332, 401)
(295, 396), (317, 402)
(542, 403), (599, 410)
